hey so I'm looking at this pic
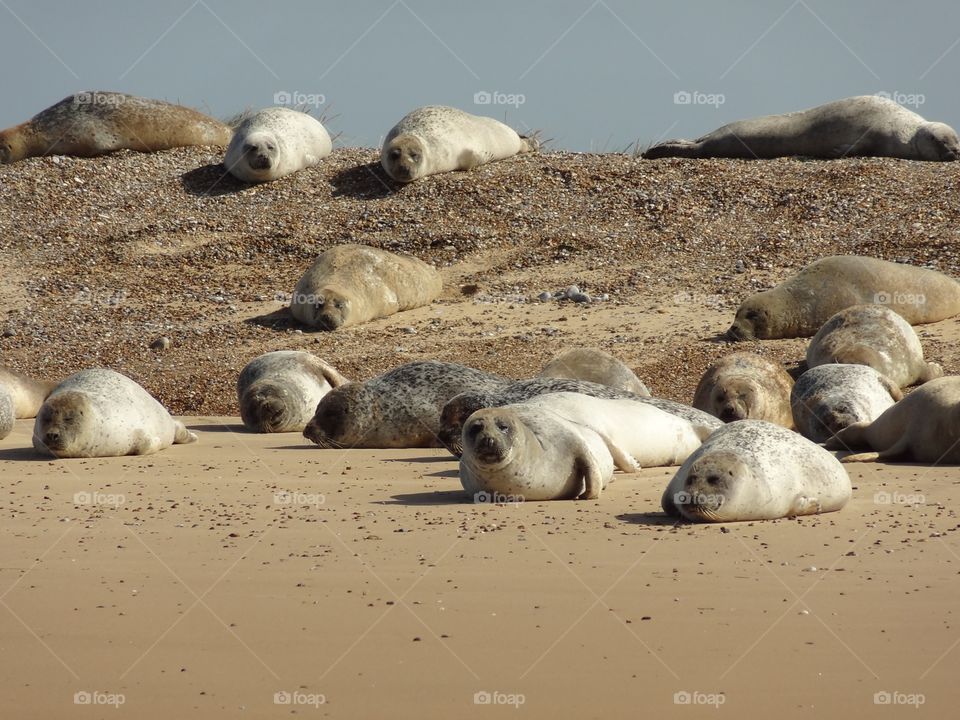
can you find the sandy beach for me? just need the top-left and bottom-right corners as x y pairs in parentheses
(2, 148), (960, 717)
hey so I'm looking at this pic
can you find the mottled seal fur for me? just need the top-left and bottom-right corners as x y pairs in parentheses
(224, 107), (331, 182)
(791, 364), (901, 443)
(643, 96), (959, 161)
(806, 304), (942, 387)
(32, 368), (197, 458)
(290, 244), (442, 330)
(663, 420), (851, 522)
(538, 348), (650, 396)
(380, 105), (538, 182)
(728, 256), (960, 340)
(303, 361), (509, 449)
(237, 351), (349, 433)
(692, 352), (794, 427)
(438, 377), (722, 457)
(825, 376), (960, 463)
(0, 91), (231, 163)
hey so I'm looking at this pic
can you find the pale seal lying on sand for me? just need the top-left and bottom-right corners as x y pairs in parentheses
(303, 361), (508, 449)
(643, 95), (959, 161)
(727, 256), (960, 340)
(0, 91), (231, 163)
(0, 367), (57, 418)
(0, 385), (13, 440)
(238, 351), (349, 433)
(380, 105), (538, 182)
(460, 394), (711, 501)
(438, 377), (722, 457)
(33, 368), (197, 458)
(224, 107), (331, 182)
(806, 304), (942, 387)
(538, 348), (650, 396)
(290, 244), (442, 330)
(825, 376), (960, 463)
(791, 364), (902, 443)
(692, 352), (794, 427)
(663, 420), (851, 522)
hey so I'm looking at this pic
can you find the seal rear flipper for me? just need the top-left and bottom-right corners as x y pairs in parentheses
(919, 362), (944, 383)
(174, 421), (199, 444)
(519, 132), (541, 153)
(837, 451), (881, 463)
(641, 139), (698, 159)
(593, 430), (639, 472)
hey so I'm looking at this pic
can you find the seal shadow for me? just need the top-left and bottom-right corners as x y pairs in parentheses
(244, 307), (304, 333)
(180, 163), (252, 197)
(0, 445), (52, 461)
(380, 490), (468, 506)
(616, 512), (679, 526)
(186, 423), (249, 434)
(329, 161), (400, 199)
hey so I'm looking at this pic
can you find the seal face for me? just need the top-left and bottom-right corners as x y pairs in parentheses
(643, 95), (960, 161)
(303, 361), (509, 449)
(791, 364), (901, 443)
(380, 106), (537, 182)
(0, 91), (232, 164)
(32, 368), (197, 458)
(538, 348), (650, 396)
(692, 352), (794, 427)
(290, 244), (442, 331)
(237, 351), (348, 433)
(806, 304), (942, 388)
(438, 377), (721, 457)
(727, 255), (960, 340)
(224, 107), (331, 183)
(662, 420), (851, 522)
(825, 376), (960, 463)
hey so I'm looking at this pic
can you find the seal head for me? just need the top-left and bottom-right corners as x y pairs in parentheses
(381, 134), (426, 182)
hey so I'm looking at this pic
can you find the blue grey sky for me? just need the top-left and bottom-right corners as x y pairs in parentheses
(1, 0), (958, 151)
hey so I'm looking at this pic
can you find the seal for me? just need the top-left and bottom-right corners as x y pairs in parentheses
(662, 420), (851, 522)
(290, 244), (442, 330)
(643, 95), (959, 161)
(0, 384), (13, 440)
(806, 304), (942, 387)
(380, 105), (538, 182)
(791, 364), (901, 443)
(303, 361), (509, 449)
(0, 367), (57, 418)
(538, 348), (650, 396)
(224, 107), (331, 182)
(0, 91), (232, 164)
(825, 376), (960, 463)
(692, 352), (794, 427)
(32, 368), (197, 458)
(237, 351), (349, 433)
(727, 256), (960, 340)
(438, 377), (722, 457)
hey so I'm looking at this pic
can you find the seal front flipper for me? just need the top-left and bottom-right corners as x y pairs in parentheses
(174, 421), (199, 444)
(457, 149), (482, 171)
(574, 453), (605, 500)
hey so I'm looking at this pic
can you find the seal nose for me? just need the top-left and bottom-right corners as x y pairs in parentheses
(44, 430), (60, 446)
(719, 406), (740, 422)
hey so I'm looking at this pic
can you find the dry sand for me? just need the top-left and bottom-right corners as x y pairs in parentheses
(2, 148), (960, 717)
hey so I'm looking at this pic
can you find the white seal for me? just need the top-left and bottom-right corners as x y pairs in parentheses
(32, 368), (197, 458)
(224, 107), (331, 182)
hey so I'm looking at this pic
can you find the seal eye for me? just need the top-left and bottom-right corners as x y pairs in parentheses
(243, 143), (256, 153)
(745, 311), (759, 321)
(409, 152), (420, 162)
(495, 421), (510, 434)
(390, 148), (401, 160)
(706, 474), (721, 486)
(334, 300), (344, 310)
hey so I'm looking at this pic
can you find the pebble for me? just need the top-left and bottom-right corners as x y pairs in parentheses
(149, 336), (171, 351)
(538, 291), (552, 302)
